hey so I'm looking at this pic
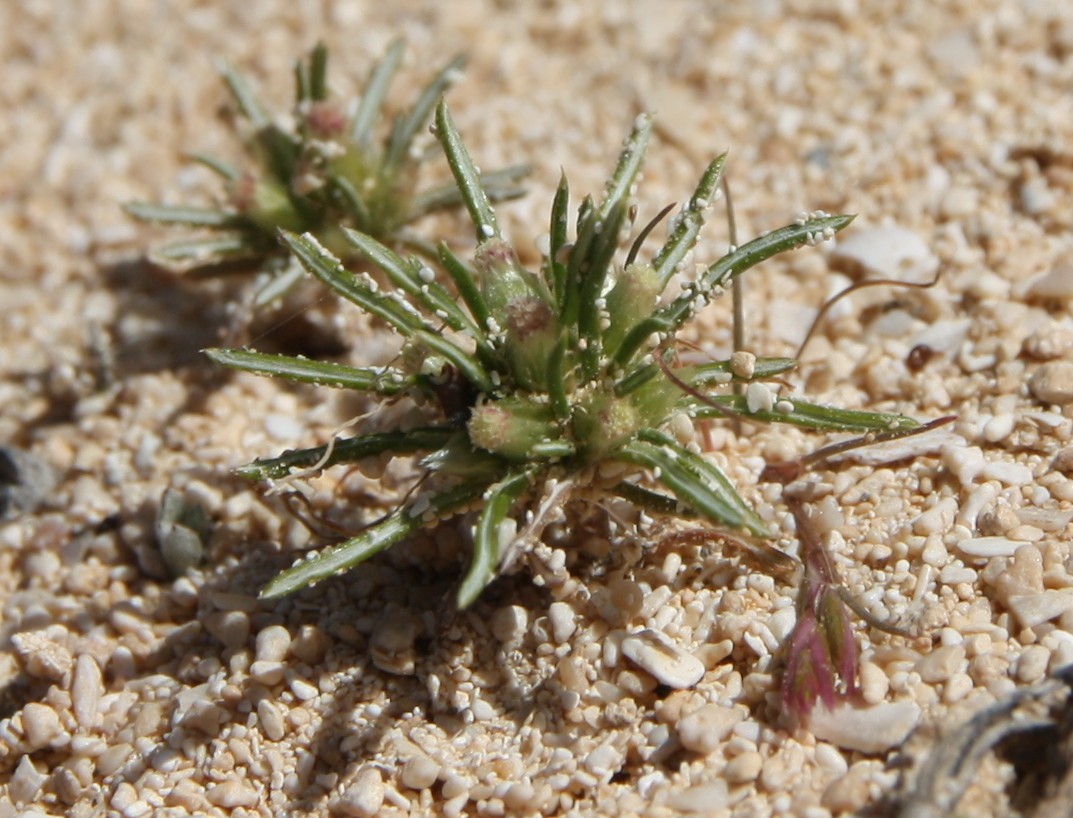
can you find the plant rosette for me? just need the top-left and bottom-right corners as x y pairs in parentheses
(125, 42), (529, 306)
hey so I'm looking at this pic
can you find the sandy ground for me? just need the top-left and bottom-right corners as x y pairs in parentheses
(4, 1), (1073, 816)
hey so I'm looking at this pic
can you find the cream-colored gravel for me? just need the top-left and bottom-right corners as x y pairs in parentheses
(4, 1), (1073, 816)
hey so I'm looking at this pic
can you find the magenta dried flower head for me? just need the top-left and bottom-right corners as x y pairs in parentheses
(782, 502), (860, 719)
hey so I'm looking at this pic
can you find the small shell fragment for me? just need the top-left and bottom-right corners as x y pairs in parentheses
(620, 628), (704, 689)
(1007, 589), (1073, 628)
(957, 536), (1029, 559)
(830, 225), (938, 283)
(809, 701), (921, 753)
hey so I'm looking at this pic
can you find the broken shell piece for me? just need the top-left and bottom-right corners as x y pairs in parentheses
(830, 225), (939, 283)
(1007, 589), (1073, 628)
(621, 628), (704, 689)
(808, 700), (921, 754)
(1018, 261), (1073, 300)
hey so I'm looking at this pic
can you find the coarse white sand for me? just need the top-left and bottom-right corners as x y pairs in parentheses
(4, 2), (1073, 816)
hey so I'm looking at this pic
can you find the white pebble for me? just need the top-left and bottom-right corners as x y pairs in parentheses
(207, 779), (259, 808)
(256, 625), (292, 663)
(548, 602), (577, 644)
(249, 660), (286, 685)
(912, 318), (971, 356)
(957, 482), (997, 530)
(257, 699), (286, 741)
(957, 536), (1028, 559)
(859, 661), (890, 704)
(725, 751), (763, 783)
(942, 442), (984, 487)
(290, 677), (320, 701)
(21, 702), (65, 751)
(335, 768), (384, 817)
(677, 704), (743, 754)
(746, 381), (775, 414)
(943, 672), (974, 704)
(1031, 361), (1073, 405)
(1008, 589), (1073, 628)
(911, 496), (958, 536)
(10, 755), (47, 805)
(621, 629), (705, 689)
(914, 644), (966, 684)
(979, 460), (1034, 486)
(668, 780), (729, 814)
(11, 631), (73, 681)
(401, 756), (440, 790)
(809, 701), (920, 754)
(983, 413), (1015, 443)
(1016, 644), (1051, 683)
(72, 654), (103, 730)
(815, 742), (848, 776)
(730, 351), (756, 379)
(585, 742), (623, 778)
(491, 605), (529, 643)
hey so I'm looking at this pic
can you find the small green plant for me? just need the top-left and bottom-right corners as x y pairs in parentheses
(207, 100), (920, 630)
(125, 41), (529, 305)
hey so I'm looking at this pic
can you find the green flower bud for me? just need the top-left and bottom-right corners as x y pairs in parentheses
(602, 261), (661, 356)
(476, 240), (560, 390)
(229, 174), (307, 234)
(573, 392), (640, 459)
(468, 396), (559, 461)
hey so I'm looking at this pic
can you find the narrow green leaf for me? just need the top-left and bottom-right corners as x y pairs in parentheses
(260, 481), (486, 599)
(298, 236), (500, 397)
(560, 194), (594, 327)
(480, 165), (533, 203)
(651, 154), (726, 289)
(221, 62), (301, 180)
(343, 228), (478, 337)
(252, 261), (306, 307)
(220, 62), (270, 128)
(387, 54), (467, 169)
(597, 115), (653, 224)
(279, 230), (424, 335)
(435, 100), (500, 242)
(325, 174), (373, 229)
(236, 427), (457, 480)
(689, 394), (919, 432)
(577, 199), (629, 379)
(185, 152), (242, 181)
(685, 356), (797, 385)
(613, 214), (854, 368)
(617, 431), (770, 536)
(701, 214), (854, 293)
(457, 469), (532, 608)
(152, 234), (258, 263)
(547, 171), (570, 305)
(438, 242), (491, 333)
(546, 338), (570, 420)
(413, 328), (494, 393)
(205, 347), (414, 394)
(123, 202), (245, 228)
(351, 38), (406, 148)
(308, 42), (329, 101)
(612, 480), (686, 516)
(568, 114), (653, 376)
